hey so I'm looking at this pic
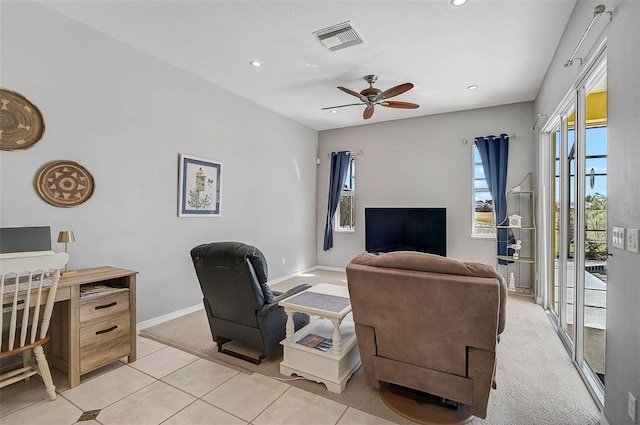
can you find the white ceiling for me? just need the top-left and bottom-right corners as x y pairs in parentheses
(38, 0), (577, 131)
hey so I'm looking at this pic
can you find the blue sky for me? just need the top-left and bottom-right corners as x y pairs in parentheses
(555, 126), (607, 198)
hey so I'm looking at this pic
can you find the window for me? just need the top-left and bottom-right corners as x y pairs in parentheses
(472, 145), (496, 236)
(335, 156), (355, 232)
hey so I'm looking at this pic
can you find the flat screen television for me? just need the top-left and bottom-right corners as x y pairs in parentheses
(365, 208), (446, 256)
(0, 226), (52, 254)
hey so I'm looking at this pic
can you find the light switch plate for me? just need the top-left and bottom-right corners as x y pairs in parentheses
(612, 226), (625, 250)
(627, 228), (639, 254)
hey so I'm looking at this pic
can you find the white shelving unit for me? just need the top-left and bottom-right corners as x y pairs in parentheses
(496, 172), (536, 296)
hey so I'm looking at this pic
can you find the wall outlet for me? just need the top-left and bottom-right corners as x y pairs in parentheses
(612, 226), (626, 250)
(627, 228), (639, 254)
(281, 257), (286, 265)
(630, 392), (637, 423)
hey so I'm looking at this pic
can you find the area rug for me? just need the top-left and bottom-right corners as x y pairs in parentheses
(140, 270), (600, 425)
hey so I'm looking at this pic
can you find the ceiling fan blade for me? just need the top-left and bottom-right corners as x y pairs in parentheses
(321, 103), (363, 110)
(363, 105), (375, 119)
(338, 86), (367, 102)
(377, 83), (414, 100)
(379, 101), (420, 109)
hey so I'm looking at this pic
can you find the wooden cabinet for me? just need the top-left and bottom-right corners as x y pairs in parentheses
(47, 267), (137, 388)
(79, 289), (132, 374)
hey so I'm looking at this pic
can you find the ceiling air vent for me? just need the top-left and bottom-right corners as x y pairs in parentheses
(313, 21), (365, 51)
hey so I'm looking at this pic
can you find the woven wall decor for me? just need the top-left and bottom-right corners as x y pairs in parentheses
(36, 160), (95, 208)
(0, 88), (46, 151)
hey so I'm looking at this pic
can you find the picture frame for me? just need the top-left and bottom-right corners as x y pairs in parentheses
(178, 153), (222, 217)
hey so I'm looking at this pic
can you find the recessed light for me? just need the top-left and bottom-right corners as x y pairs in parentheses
(451, 0), (468, 6)
(467, 85), (478, 90)
(331, 110), (337, 114)
(249, 60), (262, 67)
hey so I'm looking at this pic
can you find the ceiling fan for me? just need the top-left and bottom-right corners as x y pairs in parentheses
(322, 75), (419, 119)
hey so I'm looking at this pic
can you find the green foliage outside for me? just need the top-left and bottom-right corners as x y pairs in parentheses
(555, 193), (608, 261)
(339, 195), (354, 228)
(476, 200), (493, 212)
(585, 193), (607, 260)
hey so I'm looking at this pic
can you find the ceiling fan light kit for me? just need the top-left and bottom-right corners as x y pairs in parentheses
(323, 75), (419, 120)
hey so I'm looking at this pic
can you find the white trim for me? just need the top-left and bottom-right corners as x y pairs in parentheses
(471, 143), (496, 237)
(335, 156), (356, 233)
(137, 303), (203, 333)
(575, 37), (608, 90)
(538, 39), (608, 411)
(137, 265), (346, 333)
(334, 228), (356, 234)
(267, 271), (302, 286)
(315, 265), (347, 273)
(469, 233), (496, 240)
(267, 265), (325, 286)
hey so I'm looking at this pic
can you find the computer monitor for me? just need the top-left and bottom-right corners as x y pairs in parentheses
(0, 226), (52, 254)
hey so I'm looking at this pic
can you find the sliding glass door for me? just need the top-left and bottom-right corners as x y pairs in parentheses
(581, 72), (607, 389)
(544, 52), (607, 406)
(552, 104), (577, 352)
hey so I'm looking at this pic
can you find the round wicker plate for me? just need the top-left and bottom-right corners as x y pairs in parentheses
(0, 88), (46, 151)
(36, 160), (95, 208)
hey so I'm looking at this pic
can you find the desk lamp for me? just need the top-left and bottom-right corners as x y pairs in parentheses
(57, 230), (76, 273)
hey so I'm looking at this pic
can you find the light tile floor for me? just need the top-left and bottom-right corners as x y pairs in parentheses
(0, 336), (395, 425)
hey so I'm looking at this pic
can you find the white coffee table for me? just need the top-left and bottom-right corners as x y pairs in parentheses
(279, 283), (361, 393)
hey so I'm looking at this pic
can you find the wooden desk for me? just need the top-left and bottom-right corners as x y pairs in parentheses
(45, 267), (138, 388)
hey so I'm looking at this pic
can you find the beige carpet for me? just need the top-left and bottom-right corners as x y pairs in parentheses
(139, 269), (600, 425)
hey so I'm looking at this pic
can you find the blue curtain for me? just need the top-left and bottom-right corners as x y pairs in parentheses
(475, 134), (513, 264)
(323, 151), (351, 251)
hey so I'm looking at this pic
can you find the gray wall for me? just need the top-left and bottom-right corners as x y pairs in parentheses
(2, 2), (638, 422)
(316, 102), (535, 268)
(534, 1), (640, 424)
(0, 2), (318, 322)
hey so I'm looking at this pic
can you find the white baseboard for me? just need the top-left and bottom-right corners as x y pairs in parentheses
(267, 267), (315, 286)
(138, 265), (345, 332)
(599, 411), (610, 425)
(267, 264), (346, 286)
(315, 265), (347, 272)
(137, 303), (203, 333)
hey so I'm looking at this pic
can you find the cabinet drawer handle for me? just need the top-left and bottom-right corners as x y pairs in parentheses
(95, 301), (117, 310)
(96, 325), (118, 335)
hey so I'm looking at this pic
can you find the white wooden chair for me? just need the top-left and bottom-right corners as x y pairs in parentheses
(0, 252), (69, 400)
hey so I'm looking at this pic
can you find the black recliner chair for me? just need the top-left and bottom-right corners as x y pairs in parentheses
(190, 242), (310, 364)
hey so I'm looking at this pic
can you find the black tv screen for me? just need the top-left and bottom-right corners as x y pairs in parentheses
(365, 208), (446, 256)
(0, 226), (52, 254)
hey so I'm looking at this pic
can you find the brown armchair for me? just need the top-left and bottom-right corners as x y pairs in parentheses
(346, 251), (506, 419)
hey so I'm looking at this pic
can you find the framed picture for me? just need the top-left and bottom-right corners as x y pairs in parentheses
(178, 154), (222, 217)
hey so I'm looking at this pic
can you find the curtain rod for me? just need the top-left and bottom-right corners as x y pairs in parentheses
(530, 113), (547, 131)
(461, 134), (516, 145)
(564, 4), (612, 67)
(326, 150), (364, 157)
